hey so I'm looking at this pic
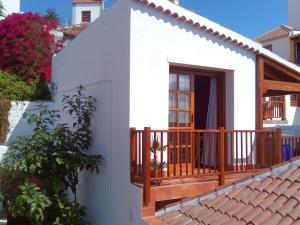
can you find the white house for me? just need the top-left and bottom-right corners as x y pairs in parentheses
(255, 0), (300, 131)
(1, 0), (20, 17)
(52, 0), (300, 224)
(72, 0), (104, 25)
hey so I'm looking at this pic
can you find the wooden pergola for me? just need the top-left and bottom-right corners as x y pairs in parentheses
(256, 55), (300, 129)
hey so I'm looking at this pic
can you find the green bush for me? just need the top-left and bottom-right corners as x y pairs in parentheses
(0, 71), (51, 101)
(0, 86), (102, 225)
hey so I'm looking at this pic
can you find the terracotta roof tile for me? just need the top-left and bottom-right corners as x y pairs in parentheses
(273, 180), (293, 196)
(277, 216), (294, 225)
(195, 208), (215, 221)
(185, 220), (200, 225)
(267, 195), (288, 213)
(263, 178), (283, 194)
(210, 214), (230, 225)
(255, 25), (295, 43)
(292, 219), (300, 225)
(260, 212), (283, 225)
(225, 202), (246, 217)
(278, 167), (298, 181)
(158, 165), (300, 225)
(250, 210), (272, 225)
(292, 189), (300, 201)
(233, 205), (254, 220)
(240, 189), (260, 204)
(288, 204), (300, 220)
(283, 182), (300, 198)
(277, 198), (298, 216)
(250, 191), (269, 207)
(287, 168), (300, 182)
(259, 193), (278, 210)
(241, 207), (263, 223)
(61, 23), (89, 38)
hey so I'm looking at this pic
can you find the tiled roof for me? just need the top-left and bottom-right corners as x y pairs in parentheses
(255, 25), (295, 44)
(73, 0), (102, 4)
(61, 23), (90, 38)
(156, 160), (300, 225)
(134, 0), (300, 74)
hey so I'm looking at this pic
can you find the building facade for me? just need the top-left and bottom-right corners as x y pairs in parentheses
(72, 0), (104, 25)
(1, 0), (20, 17)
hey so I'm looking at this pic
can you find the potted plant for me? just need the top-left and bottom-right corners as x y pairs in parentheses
(150, 138), (166, 185)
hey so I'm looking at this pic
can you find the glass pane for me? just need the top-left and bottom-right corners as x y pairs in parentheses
(169, 111), (177, 127)
(179, 94), (191, 110)
(179, 112), (191, 127)
(169, 74), (177, 90)
(169, 93), (177, 109)
(179, 75), (191, 91)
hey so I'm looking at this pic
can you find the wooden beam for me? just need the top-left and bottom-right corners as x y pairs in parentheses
(262, 80), (300, 92)
(263, 56), (300, 82)
(256, 55), (264, 130)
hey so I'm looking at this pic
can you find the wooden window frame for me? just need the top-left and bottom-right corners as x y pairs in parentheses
(293, 39), (300, 65)
(263, 44), (272, 52)
(81, 11), (91, 23)
(291, 94), (300, 107)
(169, 72), (194, 130)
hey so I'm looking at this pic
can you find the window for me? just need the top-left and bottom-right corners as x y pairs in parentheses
(291, 94), (300, 107)
(263, 44), (272, 51)
(294, 42), (300, 65)
(169, 73), (193, 128)
(81, 11), (91, 23)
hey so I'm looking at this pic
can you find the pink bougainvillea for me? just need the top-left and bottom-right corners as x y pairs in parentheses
(0, 12), (63, 83)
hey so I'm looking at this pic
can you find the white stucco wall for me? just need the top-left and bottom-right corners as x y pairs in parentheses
(52, 1), (145, 225)
(6, 101), (54, 144)
(1, 0), (20, 17)
(129, 1), (256, 131)
(262, 38), (291, 62)
(72, 3), (103, 25)
(289, 0), (300, 30)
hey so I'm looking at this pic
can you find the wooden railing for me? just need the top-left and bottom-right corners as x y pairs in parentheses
(263, 97), (285, 120)
(130, 127), (283, 206)
(281, 136), (300, 160)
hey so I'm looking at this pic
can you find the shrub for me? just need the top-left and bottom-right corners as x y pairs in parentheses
(0, 71), (51, 101)
(0, 86), (102, 225)
(0, 12), (63, 83)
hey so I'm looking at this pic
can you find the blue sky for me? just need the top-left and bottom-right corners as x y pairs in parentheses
(21, 0), (287, 38)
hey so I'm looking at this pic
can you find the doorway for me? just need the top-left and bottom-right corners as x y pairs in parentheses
(168, 67), (226, 174)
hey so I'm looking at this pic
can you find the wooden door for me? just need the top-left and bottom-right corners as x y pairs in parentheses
(168, 73), (194, 175)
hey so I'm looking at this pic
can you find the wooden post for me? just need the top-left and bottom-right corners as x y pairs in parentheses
(256, 56), (265, 168)
(282, 97), (286, 121)
(277, 128), (282, 164)
(219, 127), (225, 186)
(142, 127), (151, 206)
(130, 128), (137, 183)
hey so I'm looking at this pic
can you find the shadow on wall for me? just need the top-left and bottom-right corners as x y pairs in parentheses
(6, 101), (54, 144)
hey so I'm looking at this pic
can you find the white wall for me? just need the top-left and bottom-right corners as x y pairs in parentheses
(289, 0), (300, 30)
(52, 1), (145, 225)
(1, 0), (20, 17)
(6, 101), (54, 144)
(130, 1), (256, 131)
(262, 38), (291, 62)
(72, 3), (103, 24)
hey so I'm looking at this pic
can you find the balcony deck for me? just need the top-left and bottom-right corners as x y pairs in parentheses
(130, 127), (300, 217)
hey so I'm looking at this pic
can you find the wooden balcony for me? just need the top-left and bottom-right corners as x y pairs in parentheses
(130, 128), (300, 209)
(263, 96), (285, 121)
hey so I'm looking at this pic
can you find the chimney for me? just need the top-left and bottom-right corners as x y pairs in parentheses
(169, 0), (179, 5)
